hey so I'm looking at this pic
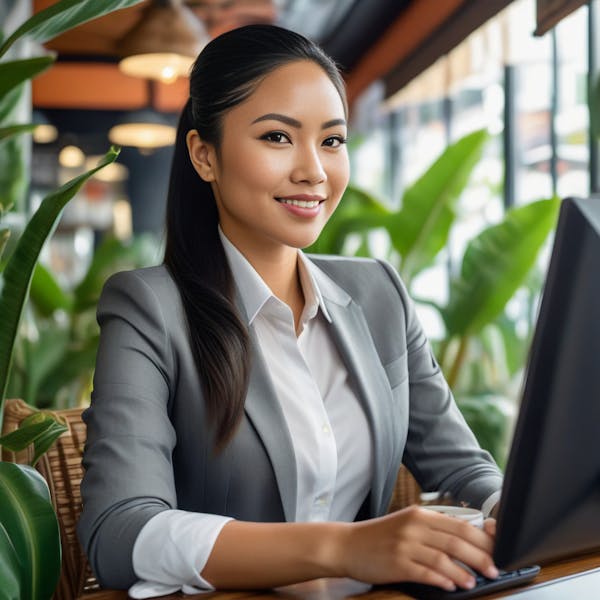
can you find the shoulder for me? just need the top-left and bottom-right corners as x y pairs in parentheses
(98, 265), (184, 324)
(307, 254), (409, 306)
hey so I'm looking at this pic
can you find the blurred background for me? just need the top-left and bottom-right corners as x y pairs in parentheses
(1, 0), (597, 465)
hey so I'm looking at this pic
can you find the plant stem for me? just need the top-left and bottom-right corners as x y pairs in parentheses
(447, 335), (470, 389)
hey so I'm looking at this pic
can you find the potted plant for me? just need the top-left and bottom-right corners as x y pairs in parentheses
(0, 1), (145, 598)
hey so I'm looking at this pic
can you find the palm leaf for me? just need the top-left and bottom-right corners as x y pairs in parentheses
(30, 263), (73, 317)
(0, 124), (37, 144)
(0, 147), (120, 411)
(307, 185), (390, 255)
(0, 463), (60, 600)
(0, 57), (55, 101)
(390, 129), (489, 283)
(0, 411), (68, 467)
(0, 521), (21, 600)
(0, 228), (9, 263)
(442, 197), (560, 338)
(0, 0), (146, 59)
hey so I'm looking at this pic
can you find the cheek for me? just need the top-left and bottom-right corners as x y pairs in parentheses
(328, 154), (350, 197)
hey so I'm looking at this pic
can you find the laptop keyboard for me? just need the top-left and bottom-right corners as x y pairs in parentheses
(385, 565), (541, 599)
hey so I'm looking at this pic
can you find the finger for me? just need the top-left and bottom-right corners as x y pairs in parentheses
(410, 546), (477, 590)
(422, 529), (498, 580)
(421, 510), (494, 553)
(483, 518), (497, 537)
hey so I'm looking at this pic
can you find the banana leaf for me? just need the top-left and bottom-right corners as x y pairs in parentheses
(390, 129), (489, 284)
(306, 185), (391, 255)
(73, 234), (158, 311)
(0, 229), (9, 262)
(0, 147), (120, 414)
(0, 124), (37, 144)
(0, 0), (146, 59)
(442, 197), (560, 338)
(0, 521), (21, 600)
(0, 463), (60, 600)
(30, 263), (73, 317)
(0, 57), (55, 101)
(0, 410), (68, 467)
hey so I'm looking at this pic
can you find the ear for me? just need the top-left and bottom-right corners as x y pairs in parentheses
(186, 129), (217, 182)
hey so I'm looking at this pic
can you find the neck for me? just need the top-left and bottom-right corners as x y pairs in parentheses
(221, 230), (305, 327)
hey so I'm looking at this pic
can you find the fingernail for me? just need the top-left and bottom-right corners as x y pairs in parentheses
(464, 577), (476, 589)
(445, 582), (456, 592)
(486, 566), (499, 579)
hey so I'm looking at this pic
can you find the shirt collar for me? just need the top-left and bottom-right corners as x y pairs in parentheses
(218, 227), (332, 325)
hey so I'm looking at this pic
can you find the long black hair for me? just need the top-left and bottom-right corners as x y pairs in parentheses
(164, 24), (347, 449)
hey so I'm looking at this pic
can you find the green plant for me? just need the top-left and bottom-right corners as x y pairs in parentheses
(7, 234), (158, 409)
(309, 130), (560, 466)
(0, 1), (145, 598)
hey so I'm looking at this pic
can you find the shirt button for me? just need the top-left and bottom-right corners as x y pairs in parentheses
(315, 495), (329, 507)
(322, 424), (331, 435)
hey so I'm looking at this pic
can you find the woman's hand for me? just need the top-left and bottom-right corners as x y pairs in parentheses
(339, 506), (499, 592)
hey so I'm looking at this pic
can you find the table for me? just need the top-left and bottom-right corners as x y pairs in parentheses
(90, 551), (600, 600)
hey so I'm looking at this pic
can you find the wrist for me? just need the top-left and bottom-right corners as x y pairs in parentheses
(317, 521), (354, 578)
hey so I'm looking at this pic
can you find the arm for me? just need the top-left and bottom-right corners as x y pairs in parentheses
(201, 508), (498, 592)
(376, 259), (503, 509)
(78, 270), (180, 588)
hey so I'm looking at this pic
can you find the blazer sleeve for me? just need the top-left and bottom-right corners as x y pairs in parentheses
(77, 270), (178, 589)
(376, 260), (503, 509)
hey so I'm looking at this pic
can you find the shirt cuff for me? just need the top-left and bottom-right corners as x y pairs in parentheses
(129, 509), (233, 598)
(481, 490), (502, 518)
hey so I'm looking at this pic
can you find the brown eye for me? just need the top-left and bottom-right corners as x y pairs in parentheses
(323, 136), (347, 148)
(261, 132), (291, 144)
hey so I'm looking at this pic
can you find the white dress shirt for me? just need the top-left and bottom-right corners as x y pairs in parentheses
(129, 230), (373, 598)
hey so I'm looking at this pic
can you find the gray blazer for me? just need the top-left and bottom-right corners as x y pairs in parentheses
(78, 256), (502, 589)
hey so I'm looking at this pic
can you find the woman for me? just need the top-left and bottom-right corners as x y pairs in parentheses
(78, 24), (503, 598)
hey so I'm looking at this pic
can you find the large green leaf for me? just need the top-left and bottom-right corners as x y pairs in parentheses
(30, 263), (73, 317)
(0, 228), (9, 263)
(442, 197), (560, 338)
(73, 234), (158, 312)
(0, 521), (21, 600)
(0, 57), (55, 101)
(0, 0), (146, 59)
(0, 84), (24, 125)
(306, 185), (391, 255)
(0, 411), (68, 466)
(37, 334), (99, 406)
(0, 147), (120, 411)
(390, 129), (489, 283)
(0, 462), (60, 600)
(0, 137), (27, 212)
(0, 124), (37, 144)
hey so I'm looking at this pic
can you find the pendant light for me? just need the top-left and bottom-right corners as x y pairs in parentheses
(117, 0), (209, 84)
(108, 81), (177, 151)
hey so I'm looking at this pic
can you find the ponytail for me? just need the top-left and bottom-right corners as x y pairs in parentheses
(164, 99), (250, 450)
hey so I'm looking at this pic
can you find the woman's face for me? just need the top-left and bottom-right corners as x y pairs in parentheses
(188, 60), (350, 257)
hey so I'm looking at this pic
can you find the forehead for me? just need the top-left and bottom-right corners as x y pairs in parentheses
(227, 60), (347, 125)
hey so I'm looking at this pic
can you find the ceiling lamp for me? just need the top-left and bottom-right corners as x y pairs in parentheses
(117, 0), (209, 84)
(108, 109), (177, 151)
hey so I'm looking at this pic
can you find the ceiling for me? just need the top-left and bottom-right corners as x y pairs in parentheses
(32, 0), (410, 112)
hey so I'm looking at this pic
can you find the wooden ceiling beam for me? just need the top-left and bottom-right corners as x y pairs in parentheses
(32, 63), (188, 112)
(344, 0), (466, 105)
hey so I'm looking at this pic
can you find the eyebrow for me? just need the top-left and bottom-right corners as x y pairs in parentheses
(251, 113), (347, 130)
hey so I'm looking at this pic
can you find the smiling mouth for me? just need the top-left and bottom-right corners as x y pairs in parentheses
(275, 198), (324, 208)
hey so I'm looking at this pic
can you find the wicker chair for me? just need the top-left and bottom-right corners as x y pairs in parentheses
(1, 399), (126, 600)
(1, 398), (421, 599)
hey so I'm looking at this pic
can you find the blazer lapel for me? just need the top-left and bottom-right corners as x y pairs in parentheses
(310, 263), (396, 516)
(234, 290), (298, 522)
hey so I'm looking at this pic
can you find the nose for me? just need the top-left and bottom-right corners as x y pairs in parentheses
(290, 146), (326, 184)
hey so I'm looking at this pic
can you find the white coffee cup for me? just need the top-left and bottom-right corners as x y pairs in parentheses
(422, 505), (484, 528)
